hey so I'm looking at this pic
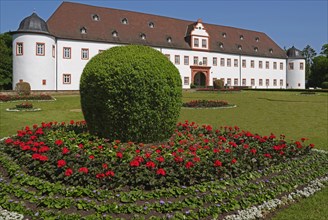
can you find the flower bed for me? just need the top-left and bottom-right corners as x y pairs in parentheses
(6, 102), (41, 112)
(0, 121), (327, 219)
(0, 94), (54, 102)
(183, 100), (234, 108)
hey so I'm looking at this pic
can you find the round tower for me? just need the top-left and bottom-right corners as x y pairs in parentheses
(286, 46), (305, 89)
(12, 12), (56, 90)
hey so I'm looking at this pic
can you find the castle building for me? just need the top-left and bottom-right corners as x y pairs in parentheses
(12, 2), (305, 90)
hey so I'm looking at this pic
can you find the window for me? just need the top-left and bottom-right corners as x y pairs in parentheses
(273, 79), (277, 86)
(242, 78), (246, 86)
(80, 27), (87, 34)
(240, 35), (244, 40)
(266, 79), (270, 86)
(300, 62), (304, 70)
(220, 58), (225, 66)
(42, 79), (46, 85)
(259, 61), (263, 69)
(254, 47), (258, 52)
(81, 48), (89, 60)
(251, 79), (255, 86)
(165, 54), (170, 60)
(280, 62), (283, 70)
(269, 48), (273, 53)
(234, 78), (238, 86)
(36, 43), (45, 56)
(202, 39), (207, 48)
(121, 18), (128, 24)
(112, 31), (118, 37)
(298, 83), (301, 87)
(220, 78), (225, 84)
(222, 33), (227, 38)
(16, 42), (23, 55)
(148, 22), (154, 28)
(167, 37), (172, 43)
(289, 62), (294, 70)
(184, 77), (189, 85)
(255, 37), (259, 42)
(280, 79), (284, 87)
(219, 43), (224, 48)
(227, 78), (231, 86)
(63, 74), (71, 84)
(52, 45), (55, 58)
(193, 56), (198, 65)
(266, 61), (269, 69)
(184, 56), (189, 65)
(213, 57), (217, 66)
(238, 45), (242, 50)
(234, 59), (238, 67)
(273, 62), (277, 69)
(251, 60), (255, 68)
(194, 38), (199, 47)
(140, 33), (146, 40)
(242, 59), (246, 68)
(203, 57), (207, 66)
(92, 14), (100, 21)
(174, 55), (180, 64)
(259, 79), (263, 86)
(63, 47), (71, 59)
(227, 58), (231, 67)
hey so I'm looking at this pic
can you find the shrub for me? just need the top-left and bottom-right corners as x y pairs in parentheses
(183, 100), (229, 108)
(80, 45), (182, 143)
(321, 81), (328, 89)
(15, 102), (33, 109)
(15, 81), (31, 96)
(213, 79), (224, 89)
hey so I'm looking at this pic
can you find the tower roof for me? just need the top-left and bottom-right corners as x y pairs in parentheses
(17, 12), (50, 34)
(287, 46), (304, 58)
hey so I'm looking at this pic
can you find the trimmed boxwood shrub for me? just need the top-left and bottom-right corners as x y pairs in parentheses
(80, 45), (182, 143)
(15, 81), (31, 96)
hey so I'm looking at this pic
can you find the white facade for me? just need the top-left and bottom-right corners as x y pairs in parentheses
(286, 59), (306, 89)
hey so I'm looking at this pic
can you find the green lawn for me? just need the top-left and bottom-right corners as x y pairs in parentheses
(0, 90), (327, 219)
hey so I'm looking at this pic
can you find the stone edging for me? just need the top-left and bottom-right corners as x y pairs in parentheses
(0, 97), (56, 104)
(6, 108), (42, 112)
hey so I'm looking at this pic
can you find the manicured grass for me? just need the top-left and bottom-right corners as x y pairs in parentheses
(0, 90), (327, 219)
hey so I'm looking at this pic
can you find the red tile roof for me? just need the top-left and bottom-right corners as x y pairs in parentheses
(47, 2), (287, 58)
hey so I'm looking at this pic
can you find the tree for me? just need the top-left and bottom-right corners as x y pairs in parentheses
(0, 32), (12, 90)
(320, 43), (328, 56)
(302, 45), (317, 81)
(308, 55), (328, 88)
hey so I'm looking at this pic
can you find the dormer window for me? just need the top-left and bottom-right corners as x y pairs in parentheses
(222, 32), (226, 38)
(140, 33), (146, 40)
(92, 14), (100, 21)
(219, 43), (224, 49)
(254, 47), (258, 52)
(238, 45), (242, 50)
(149, 22), (154, 28)
(80, 27), (87, 34)
(240, 35), (244, 40)
(167, 37), (172, 43)
(269, 48), (273, 53)
(112, 30), (118, 37)
(121, 18), (128, 24)
(255, 37), (259, 42)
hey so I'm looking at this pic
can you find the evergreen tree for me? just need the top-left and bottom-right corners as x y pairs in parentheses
(0, 32), (13, 90)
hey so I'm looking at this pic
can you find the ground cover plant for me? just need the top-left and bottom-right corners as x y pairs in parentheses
(182, 100), (232, 108)
(0, 93), (54, 102)
(0, 91), (327, 219)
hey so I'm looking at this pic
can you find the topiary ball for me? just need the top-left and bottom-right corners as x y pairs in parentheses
(80, 45), (182, 143)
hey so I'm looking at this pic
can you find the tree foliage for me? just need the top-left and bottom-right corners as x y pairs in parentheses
(320, 44), (328, 57)
(302, 45), (317, 81)
(0, 32), (13, 90)
(308, 55), (328, 88)
(80, 45), (182, 143)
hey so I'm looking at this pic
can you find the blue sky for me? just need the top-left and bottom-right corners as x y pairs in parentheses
(1, 0), (327, 53)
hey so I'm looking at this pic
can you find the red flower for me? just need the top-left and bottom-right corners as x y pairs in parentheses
(156, 156), (165, 163)
(130, 160), (140, 167)
(39, 146), (50, 153)
(21, 145), (31, 151)
(225, 148), (231, 153)
(229, 142), (237, 147)
(193, 157), (200, 162)
(145, 152), (151, 158)
(243, 144), (249, 149)
(70, 120), (75, 125)
(55, 139), (64, 146)
(174, 156), (184, 163)
(5, 138), (13, 144)
(213, 148), (220, 153)
(231, 158), (237, 164)
(78, 167), (89, 174)
(116, 152), (123, 159)
(146, 161), (156, 169)
(39, 155), (48, 161)
(89, 155), (95, 160)
(309, 143), (315, 148)
(136, 149), (141, 154)
(185, 161), (194, 169)
(57, 159), (66, 168)
(65, 168), (73, 176)
(264, 153), (272, 158)
(214, 160), (222, 167)
(31, 147), (38, 152)
(96, 173), (105, 179)
(156, 149), (161, 154)
(250, 148), (257, 154)
(78, 144), (84, 149)
(62, 147), (70, 155)
(156, 168), (166, 176)
(105, 170), (115, 177)
(32, 153), (41, 160)
(102, 163), (108, 169)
